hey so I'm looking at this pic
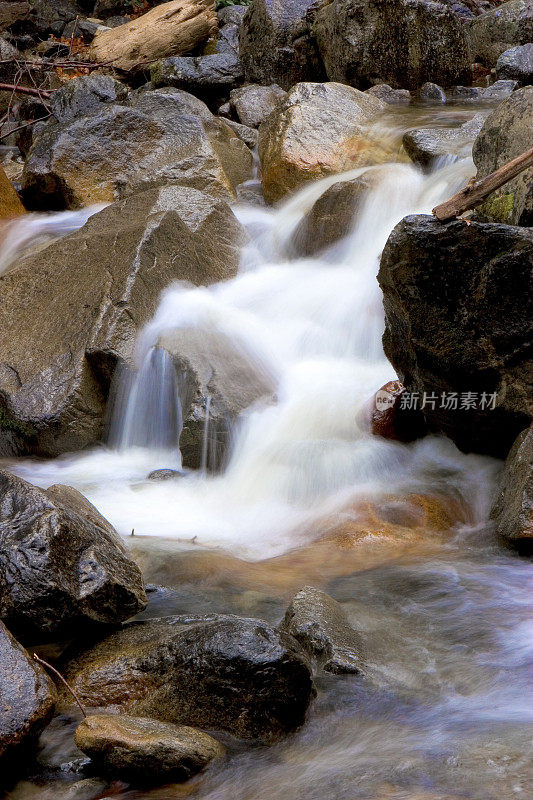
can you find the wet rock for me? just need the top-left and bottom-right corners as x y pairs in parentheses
(22, 97), (253, 209)
(496, 43), (533, 85)
(371, 380), (427, 442)
(0, 186), (246, 457)
(468, 0), (533, 67)
(61, 614), (314, 742)
(310, 0), (472, 91)
(158, 328), (277, 470)
(151, 52), (244, 95)
(258, 82), (387, 204)
(449, 79), (518, 102)
(147, 468), (185, 481)
(239, 0), (324, 89)
(11, 0), (81, 39)
(214, 21), (240, 55)
(491, 426), (533, 550)
(128, 84), (213, 123)
(0, 164), (24, 218)
(0, 621), (56, 763)
(365, 84), (411, 105)
(50, 74), (129, 124)
(217, 4), (248, 26)
(229, 83), (287, 128)
(280, 586), (365, 674)
(378, 215), (533, 458)
(95, 0), (165, 16)
(472, 85), (533, 225)
(0, 472), (147, 638)
(403, 112), (486, 168)
(222, 118), (258, 149)
(103, 15), (130, 27)
(420, 82), (447, 103)
(74, 714), (224, 781)
(291, 174), (373, 257)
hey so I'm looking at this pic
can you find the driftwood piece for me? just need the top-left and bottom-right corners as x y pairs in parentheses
(86, 0), (218, 72)
(433, 145), (533, 222)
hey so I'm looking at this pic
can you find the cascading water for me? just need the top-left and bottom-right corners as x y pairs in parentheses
(1, 109), (531, 800)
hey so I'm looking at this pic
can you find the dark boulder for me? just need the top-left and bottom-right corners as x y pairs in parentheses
(239, 0), (325, 89)
(151, 52), (244, 95)
(0, 472), (147, 638)
(472, 85), (533, 225)
(371, 380), (427, 442)
(50, 74), (128, 124)
(496, 42), (533, 83)
(468, 0), (533, 67)
(378, 215), (533, 458)
(74, 714), (225, 781)
(61, 615), (314, 742)
(280, 586), (365, 674)
(491, 425), (533, 550)
(309, 0), (472, 90)
(0, 186), (246, 457)
(0, 621), (56, 764)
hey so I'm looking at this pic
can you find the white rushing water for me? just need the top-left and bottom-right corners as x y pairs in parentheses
(6, 155), (500, 559)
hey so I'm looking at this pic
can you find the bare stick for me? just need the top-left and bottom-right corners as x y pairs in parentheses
(0, 82), (52, 98)
(33, 653), (87, 718)
(433, 146), (533, 222)
(0, 113), (51, 142)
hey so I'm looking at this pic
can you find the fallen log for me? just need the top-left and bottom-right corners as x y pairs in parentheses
(85, 0), (218, 72)
(0, 83), (51, 99)
(433, 145), (533, 222)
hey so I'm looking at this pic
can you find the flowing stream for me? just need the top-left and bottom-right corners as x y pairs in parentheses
(1, 107), (532, 800)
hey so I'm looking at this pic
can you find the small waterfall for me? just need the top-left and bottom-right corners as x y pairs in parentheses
(109, 346), (182, 456)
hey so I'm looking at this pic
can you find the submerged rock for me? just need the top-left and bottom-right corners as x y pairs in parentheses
(472, 85), (533, 225)
(491, 426), (533, 550)
(378, 215), (533, 458)
(403, 113), (486, 168)
(280, 586), (365, 674)
(158, 327), (277, 471)
(0, 621), (56, 763)
(309, 0), (472, 90)
(496, 43), (533, 84)
(75, 714), (224, 781)
(468, 0), (533, 67)
(0, 472), (146, 638)
(258, 82), (387, 203)
(22, 92), (252, 209)
(239, 0), (324, 89)
(61, 615), (314, 742)
(0, 186), (246, 457)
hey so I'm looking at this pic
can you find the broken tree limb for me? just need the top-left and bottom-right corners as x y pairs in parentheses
(85, 0), (218, 72)
(0, 82), (52, 98)
(432, 145), (533, 222)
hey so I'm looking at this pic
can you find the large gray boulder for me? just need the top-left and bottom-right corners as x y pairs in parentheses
(491, 426), (533, 550)
(403, 112), (486, 168)
(22, 94), (253, 209)
(257, 82), (388, 203)
(229, 83), (287, 128)
(150, 52), (244, 95)
(61, 615), (314, 742)
(74, 714), (225, 781)
(0, 186), (246, 458)
(496, 42), (533, 83)
(378, 215), (533, 458)
(50, 74), (129, 124)
(472, 86), (533, 225)
(309, 0), (472, 91)
(239, 0), (324, 89)
(280, 586), (365, 674)
(157, 328), (277, 470)
(468, 0), (533, 67)
(0, 620), (56, 763)
(0, 472), (147, 638)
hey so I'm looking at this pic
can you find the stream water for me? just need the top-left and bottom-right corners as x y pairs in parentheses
(1, 106), (532, 799)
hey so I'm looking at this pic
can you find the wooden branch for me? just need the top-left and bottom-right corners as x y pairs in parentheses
(433, 145), (533, 222)
(0, 82), (52, 98)
(33, 654), (87, 718)
(85, 0), (218, 72)
(0, 113), (51, 142)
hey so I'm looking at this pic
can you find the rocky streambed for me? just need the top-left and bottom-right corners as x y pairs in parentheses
(0, 0), (532, 798)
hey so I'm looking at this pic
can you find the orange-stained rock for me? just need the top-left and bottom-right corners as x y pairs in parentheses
(371, 380), (427, 442)
(0, 165), (25, 219)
